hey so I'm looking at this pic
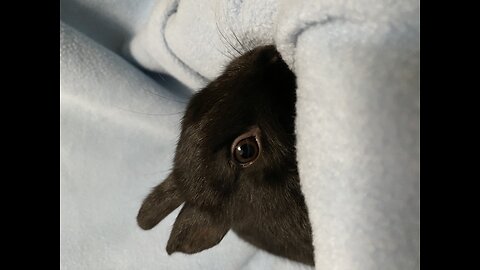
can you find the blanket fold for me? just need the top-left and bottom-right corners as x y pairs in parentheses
(125, 1), (419, 269)
(61, 0), (419, 269)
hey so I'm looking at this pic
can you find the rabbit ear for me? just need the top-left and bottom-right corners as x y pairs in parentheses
(166, 203), (230, 255)
(137, 173), (184, 230)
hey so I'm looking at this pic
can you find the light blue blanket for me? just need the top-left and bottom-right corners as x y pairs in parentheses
(60, 0), (419, 269)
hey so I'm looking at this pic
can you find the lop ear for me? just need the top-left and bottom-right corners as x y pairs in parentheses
(166, 203), (230, 255)
(137, 173), (184, 230)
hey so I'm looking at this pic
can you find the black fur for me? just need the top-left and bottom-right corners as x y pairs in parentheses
(137, 45), (314, 266)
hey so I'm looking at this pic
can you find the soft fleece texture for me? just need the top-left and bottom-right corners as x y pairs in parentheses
(60, 16), (310, 270)
(60, 0), (419, 269)
(127, 0), (420, 269)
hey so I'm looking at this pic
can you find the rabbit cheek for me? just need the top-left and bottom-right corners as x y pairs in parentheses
(173, 130), (238, 208)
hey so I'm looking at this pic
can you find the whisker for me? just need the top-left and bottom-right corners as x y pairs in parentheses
(156, 73), (167, 82)
(228, 27), (248, 54)
(112, 104), (184, 116)
(215, 45), (235, 61)
(213, 6), (244, 57)
(135, 87), (188, 104)
(215, 20), (242, 57)
(142, 168), (173, 177)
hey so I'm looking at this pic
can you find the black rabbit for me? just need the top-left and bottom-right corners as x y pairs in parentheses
(137, 45), (314, 266)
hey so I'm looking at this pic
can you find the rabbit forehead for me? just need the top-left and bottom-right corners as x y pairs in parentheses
(184, 53), (296, 147)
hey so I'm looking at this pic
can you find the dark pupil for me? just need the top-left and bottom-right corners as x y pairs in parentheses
(237, 143), (255, 159)
(234, 137), (258, 164)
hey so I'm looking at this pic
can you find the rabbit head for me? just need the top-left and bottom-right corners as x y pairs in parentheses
(137, 45), (314, 266)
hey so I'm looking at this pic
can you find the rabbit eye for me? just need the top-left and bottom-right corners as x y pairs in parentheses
(234, 137), (259, 165)
(231, 127), (261, 167)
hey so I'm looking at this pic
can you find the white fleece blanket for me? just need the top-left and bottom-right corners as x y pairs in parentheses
(61, 0), (419, 269)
